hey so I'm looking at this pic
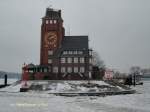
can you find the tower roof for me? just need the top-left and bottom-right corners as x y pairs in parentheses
(45, 8), (61, 19)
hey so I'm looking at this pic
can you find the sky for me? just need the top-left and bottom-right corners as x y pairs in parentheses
(0, 0), (150, 73)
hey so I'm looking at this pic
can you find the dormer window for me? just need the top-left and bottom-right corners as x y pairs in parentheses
(74, 51), (78, 54)
(68, 51), (73, 54)
(78, 51), (83, 54)
(46, 20), (49, 24)
(63, 51), (67, 55)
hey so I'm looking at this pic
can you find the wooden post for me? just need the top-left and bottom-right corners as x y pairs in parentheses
(4, 74), (7, 86)
(133, 73), (136, 86)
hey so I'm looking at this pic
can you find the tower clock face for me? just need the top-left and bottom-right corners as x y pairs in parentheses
(44, 32), (57, 48)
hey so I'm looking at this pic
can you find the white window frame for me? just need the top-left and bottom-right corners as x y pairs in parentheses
(68, 51), (73, 54)
(67, 57), (72, 63)
(40, 68), (43, 72)
(74, 57), (78, 63)
(48, 50), (53, 55)
(29, 69), (33, 73)
(67, 67), (72, 73)
(61, 67), (66, 73)
(74, 51), (78, 54)
(89, 58), (92, 64)
(74, 67), (78, 73)
(54, 20), (57, 24)
(80, 67), (85, 73)
(78, 51), (83, 54)
(44, 68), (47, 72)
(80, 57), (85, 63)
(53, 67), (58, 73)
(50, 20), (53, 24)
(61, 58), (66, 63)
(48, 59), (52, 64)
(46, 20), (49, 24)
(63, 51), (67, 55)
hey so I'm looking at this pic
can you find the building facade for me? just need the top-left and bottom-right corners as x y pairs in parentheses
(22, 8), (92, 80)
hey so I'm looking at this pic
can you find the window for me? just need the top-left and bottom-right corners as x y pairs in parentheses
(67, 67), (72, 73)
(44, 68), (47, 72)
(74, 67), (78, 73)
(40, 68), (43, 72)
(61, 67), (66, 73)
(74, 57), (78, 63)
(48, 59), (52, 64)
(48, 50), (53, 55)
(63, 51), (67, 55)
(53, 67), (58, 73)
(50, 20), (53, 24)
(68, 51), (73, 54)
(80, 57), (85, 63)
(74, 51), (78, 54)
(54, 20), (57, 24)
(80, 67), (85, 73)
(61, 58), (66, 63)
(89, 58), (92, 64)
(29, 69), (33, 73)
(78, 51), (83, 54)
(46, 20), (49, 24)
(67, 57), (72, 63)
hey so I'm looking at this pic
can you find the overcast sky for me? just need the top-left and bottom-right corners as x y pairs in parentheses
(0, 0), (150, 73)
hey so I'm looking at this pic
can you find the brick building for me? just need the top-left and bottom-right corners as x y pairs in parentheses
(22, 8), (92, 80)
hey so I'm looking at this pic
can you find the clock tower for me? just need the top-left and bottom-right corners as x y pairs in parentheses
(40, 8), (65, 65)
(22, 7), (93, 81)
(40, 8), (64, 65)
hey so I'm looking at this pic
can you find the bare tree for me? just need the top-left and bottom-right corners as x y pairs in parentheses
(92, 51), (105, 69)
(130, 66), (141, 75)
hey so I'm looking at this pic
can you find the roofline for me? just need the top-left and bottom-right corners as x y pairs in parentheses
(64, 35), (88, 37)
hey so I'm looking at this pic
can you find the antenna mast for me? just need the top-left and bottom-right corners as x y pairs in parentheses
(47, 0), (53, 8)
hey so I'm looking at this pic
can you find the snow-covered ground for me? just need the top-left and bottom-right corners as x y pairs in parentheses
(0, 79), (149, 112)
(0, 80), (126, 93)
(0, 78), (19, 85)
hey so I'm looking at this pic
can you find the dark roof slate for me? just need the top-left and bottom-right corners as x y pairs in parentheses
(62, 36), (89, 50)
(51, 36), (89, 58)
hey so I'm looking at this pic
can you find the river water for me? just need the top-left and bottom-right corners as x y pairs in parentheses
(0, 80), (150, 112)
